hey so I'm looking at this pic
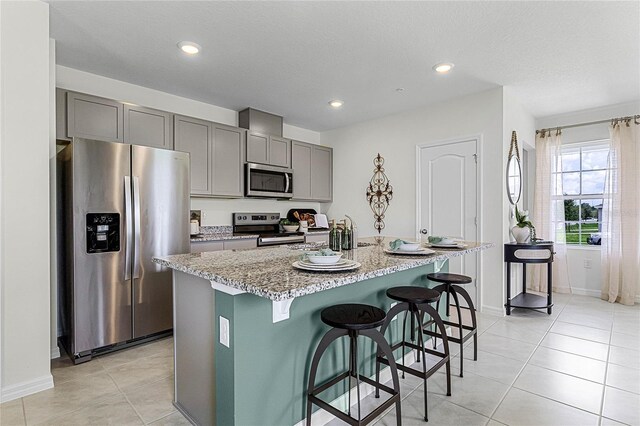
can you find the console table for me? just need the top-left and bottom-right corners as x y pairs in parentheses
(504, 242), (554, 315)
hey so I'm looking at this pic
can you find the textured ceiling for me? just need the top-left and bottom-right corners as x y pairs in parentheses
(49, 1), (640, 131)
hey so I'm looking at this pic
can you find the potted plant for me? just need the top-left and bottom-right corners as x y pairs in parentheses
(280, 218), (299, 233)
(512, 206), (535, 243)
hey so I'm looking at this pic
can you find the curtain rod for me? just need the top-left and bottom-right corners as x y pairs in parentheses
(536, 114), (640, 135)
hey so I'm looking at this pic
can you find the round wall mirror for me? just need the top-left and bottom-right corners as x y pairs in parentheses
(506, 155), (522, 205)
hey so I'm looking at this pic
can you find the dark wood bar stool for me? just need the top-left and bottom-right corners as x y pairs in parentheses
(375, 286), (451, 422)
(306, 304), (402, 426)
(424, 273), (478, 377)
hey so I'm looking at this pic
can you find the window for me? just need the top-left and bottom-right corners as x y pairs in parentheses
(555, 141), (610, 245)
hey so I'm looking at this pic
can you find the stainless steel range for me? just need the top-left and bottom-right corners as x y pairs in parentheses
(233, 212), (305, 246)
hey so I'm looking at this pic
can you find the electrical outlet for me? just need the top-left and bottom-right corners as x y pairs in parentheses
(583, 259), (592, 269)
(220, 316), (230, 347)
(390, 302), (398, 321)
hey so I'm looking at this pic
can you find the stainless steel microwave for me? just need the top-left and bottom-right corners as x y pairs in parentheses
(245, 163), (293, 199)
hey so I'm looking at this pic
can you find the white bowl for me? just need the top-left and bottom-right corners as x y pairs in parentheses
(399, 242), (421, 251)
(283, 225), (299, 232)
(306, 253), (343, 264)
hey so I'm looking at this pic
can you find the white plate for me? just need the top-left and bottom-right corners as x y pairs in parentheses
(298, 258), (350, 268)
(426, 243), (466, 249)
(384, 247), (436, 255)
(292, 261), (361, 272)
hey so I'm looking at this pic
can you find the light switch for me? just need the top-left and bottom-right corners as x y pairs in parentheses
(220, 316), (230, 348)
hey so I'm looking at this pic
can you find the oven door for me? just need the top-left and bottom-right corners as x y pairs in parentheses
(258, 235), (305, 246)
(246, 163), (293, 198)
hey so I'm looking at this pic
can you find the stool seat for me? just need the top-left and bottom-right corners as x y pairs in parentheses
(386, 286), (441, 304)
(321, 303), (386, 330)
(427, 273), (472, 285)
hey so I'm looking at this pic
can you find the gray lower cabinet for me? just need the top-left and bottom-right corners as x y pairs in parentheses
(191, 238), (257, 253)
(174, 115), (213, 195)
(305, 233), (329, 245)
(66, 91), (124, 142)
(211, 124), (245, 197)
(246, 132), (291, 168)
(124, 105), (173, 149)
(291, 141), (333, 202)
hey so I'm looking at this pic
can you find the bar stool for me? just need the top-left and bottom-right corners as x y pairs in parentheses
(375, 286), (451, 422)
(425, 273), (478, 377)
(306, 303), (402, 426)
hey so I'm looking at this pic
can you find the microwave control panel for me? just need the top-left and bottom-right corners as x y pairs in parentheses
(86, 213), (120, 254)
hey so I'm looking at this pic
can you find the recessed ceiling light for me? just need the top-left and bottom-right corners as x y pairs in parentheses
(177, 41), (201, 55)
(433, 63), (454, 73)
(329, 100), (344, 108)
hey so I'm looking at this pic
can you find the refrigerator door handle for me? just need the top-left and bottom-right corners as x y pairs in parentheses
(132, 176), (142, 279)
(124, 176), (133, 280)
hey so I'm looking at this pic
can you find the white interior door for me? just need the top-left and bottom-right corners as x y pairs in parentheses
(418, 139), (479, 306)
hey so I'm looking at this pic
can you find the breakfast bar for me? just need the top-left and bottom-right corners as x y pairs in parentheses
(153, 238), (493, 426)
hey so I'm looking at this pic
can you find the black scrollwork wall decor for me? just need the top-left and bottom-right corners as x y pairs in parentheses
(366, 153), (393, 234)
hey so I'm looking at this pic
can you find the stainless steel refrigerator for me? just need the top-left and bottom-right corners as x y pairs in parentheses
(57, 138), (189, 363)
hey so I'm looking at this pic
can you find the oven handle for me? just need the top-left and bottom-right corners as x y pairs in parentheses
(285, 172), (290, 193)
(259, 235), (305, 245)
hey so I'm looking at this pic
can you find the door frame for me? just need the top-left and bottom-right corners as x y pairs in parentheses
(415, 134), (484, 310)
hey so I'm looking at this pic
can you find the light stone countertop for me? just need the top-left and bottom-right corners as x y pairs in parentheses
(154, 237), (494, 301)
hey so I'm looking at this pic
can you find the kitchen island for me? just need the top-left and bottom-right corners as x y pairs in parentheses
(153, 237), (493, 426)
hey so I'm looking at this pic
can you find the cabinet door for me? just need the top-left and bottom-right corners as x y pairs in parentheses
(269, 136), (291, 168)
(174, 115), (212, 195)
(246, 132), (269, 164)
(223, 239), (257, 250)
(212, 124), (245, 197)
(311, 146), (333, 201)
(291, 141), (312, 200)
(67, 92), (124, 142)
(124, 105), (173, 149)
(190, 241), (224, 253)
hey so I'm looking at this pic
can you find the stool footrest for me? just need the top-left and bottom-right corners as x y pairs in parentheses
(377, 354), (449, 380)
(310, 371), (351, 395)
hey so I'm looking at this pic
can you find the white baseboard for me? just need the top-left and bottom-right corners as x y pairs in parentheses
(294, 350), (417, 426)
(0, 374), (54, 403)
(51, 345), (60, 359)
(480, 305), (504, 317)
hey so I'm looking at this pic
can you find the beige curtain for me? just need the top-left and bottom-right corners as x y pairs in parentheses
(601, 120), (640, 305)
(529, 130), (571, 293)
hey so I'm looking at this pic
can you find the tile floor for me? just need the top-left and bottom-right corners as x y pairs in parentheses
(1, 293), (638, 425)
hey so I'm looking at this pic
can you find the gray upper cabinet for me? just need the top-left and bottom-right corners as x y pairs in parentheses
(211, 124), (245, 197)
(291, 141), (332, 202)
(246, 132), (269, 164)
(269, 136), (291, 168)
(292, 141), (313, 199)
(124, 105), (173, 149)
(174, 115), (212, 196)
(66, 92), (124, 142)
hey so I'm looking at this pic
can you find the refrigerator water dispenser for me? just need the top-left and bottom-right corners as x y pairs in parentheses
(86, 213), (120, 253)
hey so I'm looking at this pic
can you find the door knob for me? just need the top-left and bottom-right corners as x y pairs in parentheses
(420, 229), (428, 235)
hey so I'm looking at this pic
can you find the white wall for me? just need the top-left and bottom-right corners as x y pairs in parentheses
(536, 101), (640, 298)
(0, 0), (54, 402)
(322, 88), (508, 314)
(55, 65), (326, 226)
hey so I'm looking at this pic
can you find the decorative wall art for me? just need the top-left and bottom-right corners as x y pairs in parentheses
(366, 153), (393, 234)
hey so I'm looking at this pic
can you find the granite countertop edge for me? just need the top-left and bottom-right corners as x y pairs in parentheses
(190, 234), (260, 242)
(153, 242), (494, 302)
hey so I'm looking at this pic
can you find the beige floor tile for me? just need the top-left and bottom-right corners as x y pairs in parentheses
(107, 352), (173, 390)
(540, 333), (609, 361)
(600, 416), (629, 425)
(0, 399), (25, 426)
(492, 387), (599, 426)
(36, 393), (143, 426)
(427, 370), (509, 417)
(484, 319), (547, 345)
(51, 355), (106, 385)
(550, 321), (611, 344)
(610, 331), (640, 351)
(149, 410), (192, 426)
(456, 349), (526, 385)
(513, 364), (603, 414)
(528, 346), (607, 383)
(557, 311), (613, 331)
(23, 372), (120, 425)
(476, 333), (537, 362)
(501, 315), (555, 333)
(96, 338), (171, 370)
(608, 345), (640, 370)
(486, 420), (507, 426)
(124, 375), (176, 423)
(606, 363), (640, 395)
(602, 386), (640, 425)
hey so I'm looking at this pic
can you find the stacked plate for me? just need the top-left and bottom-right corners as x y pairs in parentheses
(425, 242), (467, 249)
(292, 258), (361, 272)
(384, 247), (436, 256)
